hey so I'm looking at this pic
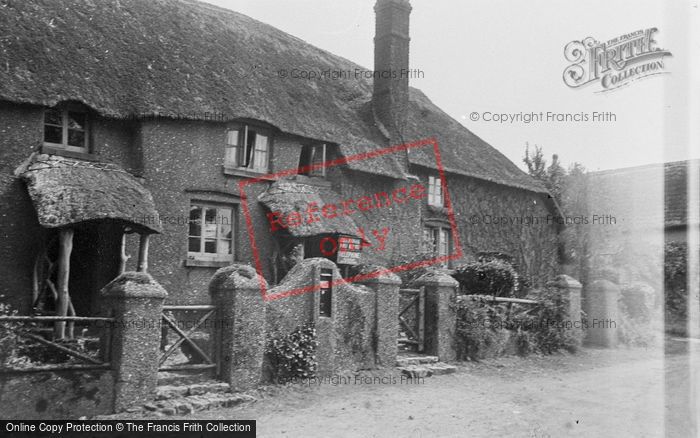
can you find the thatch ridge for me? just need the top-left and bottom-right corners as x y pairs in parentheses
(0, 0), (544, 192)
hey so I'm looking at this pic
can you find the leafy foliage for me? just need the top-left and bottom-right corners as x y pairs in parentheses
(452, 285), (581, 360)
(452, 296), (508, 360)
(453, 259), (518, 297)
(664, 241), (687, 319)
(266, 323), (318, 382)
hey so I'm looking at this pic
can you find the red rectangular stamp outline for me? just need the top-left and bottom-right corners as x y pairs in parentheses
(238, 138), (463, 301)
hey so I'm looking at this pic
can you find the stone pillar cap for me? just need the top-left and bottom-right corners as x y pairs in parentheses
(209, 264), (268, 294)
(546, 274), (582, 289)
(101, 272), (168, 299)
(413, 270), (459, 287)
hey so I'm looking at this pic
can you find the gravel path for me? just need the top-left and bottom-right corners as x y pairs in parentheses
(173, 342), (699, 437)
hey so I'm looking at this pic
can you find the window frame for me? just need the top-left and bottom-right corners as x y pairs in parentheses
(427, 175), (444, 207)
(43, 104), (90, 153)
(299, 143), (327, 177)
(224, 124), (271, 173)
(187, 202), (237, 264)
(423, 225), (451, 267)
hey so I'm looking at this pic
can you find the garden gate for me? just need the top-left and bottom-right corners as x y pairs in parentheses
(398, 287), (425, 352)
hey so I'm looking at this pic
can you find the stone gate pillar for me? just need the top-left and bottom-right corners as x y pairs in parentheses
(584, 279), (620, 348)
(101, 272), (167, 412)
(357, 270), (401, 368)
(413, 271), (459, 361)
(547, 274), (583, 348)
(209, 264), (267, 391)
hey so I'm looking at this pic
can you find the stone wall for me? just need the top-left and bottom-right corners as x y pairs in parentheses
(264, 258), (398, 377)
(0, 370), (115, 419)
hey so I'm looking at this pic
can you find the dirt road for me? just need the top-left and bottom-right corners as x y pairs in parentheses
(180, 343), (698, 437)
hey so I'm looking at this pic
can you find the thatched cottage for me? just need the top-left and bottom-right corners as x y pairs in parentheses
(0, 0), (559, 316)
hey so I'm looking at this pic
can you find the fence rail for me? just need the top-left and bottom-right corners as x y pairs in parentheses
(460, 295), (539, 305)
(0, 315), (114, 373)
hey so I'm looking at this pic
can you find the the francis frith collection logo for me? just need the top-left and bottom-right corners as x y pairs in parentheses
(563, 28), (672, 92)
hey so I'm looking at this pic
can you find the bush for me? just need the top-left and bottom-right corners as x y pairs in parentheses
(452, 296), (508, 360)
(454, 259), (518, 297)
(664, 241), (687, 319)
(620, 282), (655, 322)
(452, 285), (581, 360)
(528, 287), (581, 353)
(266, 323), (317, 382)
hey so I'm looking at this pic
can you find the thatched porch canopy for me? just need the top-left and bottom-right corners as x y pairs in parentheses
(15, 154), (161, 234)
(258, 179), (361, 238)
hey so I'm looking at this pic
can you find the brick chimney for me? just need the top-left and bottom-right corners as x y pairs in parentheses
(373, 0), (412, 140)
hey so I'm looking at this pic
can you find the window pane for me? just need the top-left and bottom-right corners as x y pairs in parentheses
(188, 237), (201, 253)
(242, 129), (254, 167)
(44, 108), (62, 126)
(252, 133), (268, 170)
(439, 229), (449, 256)
(44, 125), (62, 144)
(225, 130), (239, 167)
(226, 129), (239, 146)
(67, 111), (86, 130)
(217, 208), (232, 239)
(67, 129), (85, 147)
(218, 239), (231, 255)
(204, 208), (217, 239)
(309, 145), (325, 176)
(204, 239), (217, 253)
(189, 206), (202, 236)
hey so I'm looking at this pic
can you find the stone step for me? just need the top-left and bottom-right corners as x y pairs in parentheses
(397, 362), (457, 379)
(397, 365), (433, 379)
(143, 393), (256, 416)
(156, 381), (231, 401)
(427, 363), (457, 375)
(396, 355), (439, 367)
(157, 370), (214, 386)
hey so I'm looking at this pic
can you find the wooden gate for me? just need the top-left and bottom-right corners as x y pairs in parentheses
(398, 287), (425, 352)
(158, 305), (218, 374)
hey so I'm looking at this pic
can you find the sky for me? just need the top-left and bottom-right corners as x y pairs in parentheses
(202, 0), (698, 172)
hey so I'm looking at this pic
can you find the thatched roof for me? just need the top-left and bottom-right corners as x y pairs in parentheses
(258, 178), (360, 238)
(0, 0), (544, 193)
(15, 154), (162, 233)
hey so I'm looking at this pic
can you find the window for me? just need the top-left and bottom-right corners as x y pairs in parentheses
(43, 106), (89, 152)
(319, 268), (333, 317)
(225, 125), (270, 172)
(428, 175), (444, 207)
(188, 203), (235, 262)
(423, 226), (450, 267)
(299, 144), (327, 177)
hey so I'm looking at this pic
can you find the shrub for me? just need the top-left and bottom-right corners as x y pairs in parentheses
(452, 285), (581, 360)
(528, 287), (581, 353)
(454, 259), (518, 297)
(452, 296), (508, 360)
(266, 323), (317, 382)
(664, 241), (687, 319)
(620, 282), (655, 322)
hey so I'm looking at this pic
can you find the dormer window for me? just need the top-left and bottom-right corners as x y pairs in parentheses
(427, 175), (444, 207)
(43, 105), (89, 152)
(225, 125), (270, 173)
(299, 144), (327, 177)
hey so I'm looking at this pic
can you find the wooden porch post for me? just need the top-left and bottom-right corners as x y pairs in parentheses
(137, 233), (150, 273)
(118, 232), (130, 274)
(54, 228), (74, 340)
